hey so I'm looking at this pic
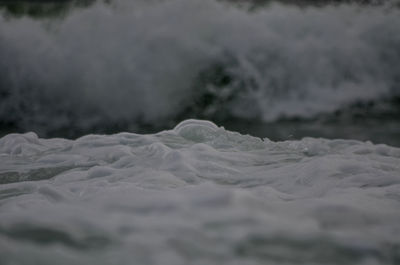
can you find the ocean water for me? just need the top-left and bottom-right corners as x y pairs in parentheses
(1, 1), (400, 264)
(1, 119), (400, 265)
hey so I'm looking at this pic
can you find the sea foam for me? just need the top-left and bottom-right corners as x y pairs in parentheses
(0, 120), (399, 264)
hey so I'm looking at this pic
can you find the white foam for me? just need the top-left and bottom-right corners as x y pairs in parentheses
(0, 120), (399, 264)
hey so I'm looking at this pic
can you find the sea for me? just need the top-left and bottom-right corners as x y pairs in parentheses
(0, 0), (399, 264)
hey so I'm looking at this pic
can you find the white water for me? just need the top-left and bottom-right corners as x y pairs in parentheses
(1, 0), (400, 135)
(0, 120), (399, 264)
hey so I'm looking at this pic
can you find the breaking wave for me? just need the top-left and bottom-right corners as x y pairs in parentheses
(0, 0), (399, 138)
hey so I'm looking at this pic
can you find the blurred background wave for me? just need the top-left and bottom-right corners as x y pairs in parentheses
(0, 0), (399, 145)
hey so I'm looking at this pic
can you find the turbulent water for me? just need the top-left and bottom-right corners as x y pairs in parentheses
(0, 119), (400, 264)
(0, 0), (400, 144)
(1, 1), (400, 264)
